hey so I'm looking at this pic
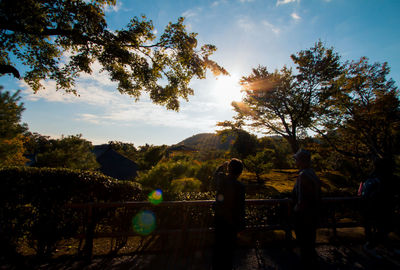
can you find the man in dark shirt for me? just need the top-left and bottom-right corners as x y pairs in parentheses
(292, 149), (321, 267)
(212, 158), (245, 270)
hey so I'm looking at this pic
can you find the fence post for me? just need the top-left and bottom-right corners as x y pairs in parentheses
(181, 204), (189, 247)
(82, 204), (95, 259)
(285, 199), (292, 242)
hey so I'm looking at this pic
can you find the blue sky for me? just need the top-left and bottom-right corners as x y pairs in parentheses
(1, 0), (400, 146)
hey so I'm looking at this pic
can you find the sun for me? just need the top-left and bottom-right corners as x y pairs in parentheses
(212, 72), (243, 106)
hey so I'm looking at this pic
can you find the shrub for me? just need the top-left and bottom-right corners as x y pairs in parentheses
(0, 167), (142, 257)
(138, 160), (199, 191)
(195, 160), (221, 191)
(171, 178), (202, 193)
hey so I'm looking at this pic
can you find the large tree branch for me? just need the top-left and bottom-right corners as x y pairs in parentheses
(0, 19), (75, 37)
(0, 64), (20, 78)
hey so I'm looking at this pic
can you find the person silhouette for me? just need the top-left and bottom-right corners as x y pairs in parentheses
(212, 158), (245, 270)
(292, 149), (321, 268)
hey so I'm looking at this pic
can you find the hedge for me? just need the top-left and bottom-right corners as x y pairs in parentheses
(0, 167), (142, 257)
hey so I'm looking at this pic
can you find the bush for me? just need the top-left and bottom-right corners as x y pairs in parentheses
(0, 167), (142, 257)
(138, 160), (199, 191)
(171, 178), (202, 193)
(195, 160), (221, 191)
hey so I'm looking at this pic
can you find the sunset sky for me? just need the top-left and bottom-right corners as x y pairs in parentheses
(1, 0), (400, 146)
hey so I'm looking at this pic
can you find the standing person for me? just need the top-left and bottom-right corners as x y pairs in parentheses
(360, 158), (394, 257)
(292, 149), (321, 268)
(212, 158), (246, 270)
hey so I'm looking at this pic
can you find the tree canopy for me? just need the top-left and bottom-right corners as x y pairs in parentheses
(0, 87), (28, 166)
(0, 0), (227, 110)
(219, 41), (341, 153)
(32, 134), (100, 170)
(315, 57), (400, 161)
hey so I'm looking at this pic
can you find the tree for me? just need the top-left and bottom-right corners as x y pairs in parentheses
(314, 57), (400, 162)
(136, 144), (168, 170)
(221, 41), (341, 153)
(0, 0), (227, 110)
(35, 134), (99, 170)
(217, 122), (258, 159)
(108, 141), (138, 161)
(258, 136), (293, 169)
(244, 150), (273, 184)
(0, 87), (28, 166)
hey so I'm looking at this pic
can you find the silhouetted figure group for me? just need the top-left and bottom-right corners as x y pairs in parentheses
(212, 152), (322, 269)
(212, 150), (397, 269)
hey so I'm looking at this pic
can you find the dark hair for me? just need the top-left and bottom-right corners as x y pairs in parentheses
(228, 158), (243, 176)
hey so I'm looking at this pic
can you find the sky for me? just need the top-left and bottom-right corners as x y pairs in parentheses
(1, 0), (400, 146)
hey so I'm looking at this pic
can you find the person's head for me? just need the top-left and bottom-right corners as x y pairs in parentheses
(293, 149), (311, 169)
(228, 158), (243, 177)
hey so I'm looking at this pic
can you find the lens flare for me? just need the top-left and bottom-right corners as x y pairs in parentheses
(132, 210), (156, 235)
(148, 189), (163, 205)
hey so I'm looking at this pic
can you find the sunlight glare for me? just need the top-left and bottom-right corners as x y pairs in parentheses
(212, 73), (243, 106)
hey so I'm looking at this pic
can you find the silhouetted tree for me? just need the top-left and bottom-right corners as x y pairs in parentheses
(244, 150), (273, 183)
(220, 41), (342, 153)
(35, 134), (99, 170)
(314, 57), (400, 162)
(0, 0), (227, 110)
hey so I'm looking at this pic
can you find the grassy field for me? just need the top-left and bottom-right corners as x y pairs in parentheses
(241, 169), (356, 198)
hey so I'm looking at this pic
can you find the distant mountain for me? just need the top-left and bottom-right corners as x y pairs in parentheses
(176, 133), (234, 151)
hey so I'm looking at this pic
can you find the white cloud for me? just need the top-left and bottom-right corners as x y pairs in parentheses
(19, 62), (227, 132)
(211, 0), (228, 7)
(104, 2), (122, 13)
(237, 18), (256, 32)
(77, 101), (219, 130)
(276, 0), (298, 6)
(262, 20), (280, 34)
(291, 12), (301, 20)
(182, 8), (202, 19)
(239, 0), (255, 3)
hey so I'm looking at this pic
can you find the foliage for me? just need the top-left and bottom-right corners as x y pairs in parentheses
(136, 144), (168, 170)
(108, 141), (138, 161)
(34, 134), (100, 170)
(0, 166), (142, 257)
(178, 133), (233, 151)
(315, 57), (400, 162)
(229, 129), (258, 159)
(138, 159), (221, 192)
(0, 0), (227, 110)
(0, 87), (28, 166)
(258, 136), (293, 169)
(138, 160), (194, 191)
(0, 135), (28, 167)
(244, 150), (273, 183)
(171, 177), (202, 193)
(195, 159), (221, 191)
(220, 41), (342, 153)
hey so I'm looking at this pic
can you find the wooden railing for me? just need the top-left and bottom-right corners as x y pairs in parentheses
(67, 197), (363, 258)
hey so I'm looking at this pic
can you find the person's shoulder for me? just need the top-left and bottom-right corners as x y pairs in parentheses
(234, 179), (245, 191)
(299, 168), (320, 182)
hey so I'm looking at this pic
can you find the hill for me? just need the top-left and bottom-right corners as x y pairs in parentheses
(176, 133), (234, 150)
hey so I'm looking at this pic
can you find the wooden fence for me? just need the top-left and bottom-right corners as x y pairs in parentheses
(68, 197), (363, 258)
